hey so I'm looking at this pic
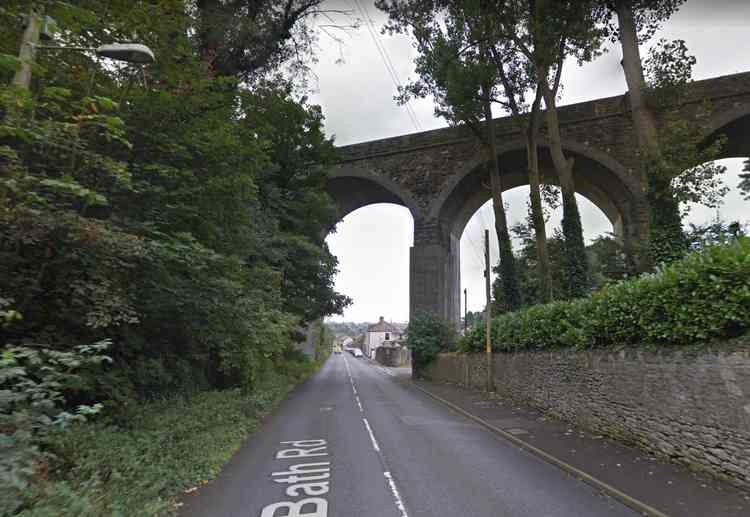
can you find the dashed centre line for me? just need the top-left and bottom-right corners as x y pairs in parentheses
(342, 356), (410, 517)
(384, 471), (409, 517)
(362, 418), (381, 452)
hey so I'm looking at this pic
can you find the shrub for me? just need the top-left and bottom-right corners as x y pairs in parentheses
(461, 238), (750, 352)
(407, 313), (458, 374)
(13, 365), (314, 516)
(1, 339), (110, 515)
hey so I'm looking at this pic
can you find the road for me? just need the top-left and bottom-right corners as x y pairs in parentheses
(180, 354), (637, 517)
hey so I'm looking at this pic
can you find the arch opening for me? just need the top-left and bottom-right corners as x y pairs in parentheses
(325, 170), (416, 326)
(459, 187), (617, 317)
(683, 109), (750, 234)
(432, 145), (634, 321)
(327, 176), (409, 222)
(705, 108), (750, 160)
(438, 146), (637, 243)
(678, 157), (749, 234)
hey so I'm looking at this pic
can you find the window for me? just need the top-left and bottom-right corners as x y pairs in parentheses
(385, 333), (390, 340)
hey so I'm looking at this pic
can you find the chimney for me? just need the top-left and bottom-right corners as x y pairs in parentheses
(379, 316), (384, 322)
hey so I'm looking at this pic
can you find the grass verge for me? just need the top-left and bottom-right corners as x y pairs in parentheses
(16, 367), (319, 516)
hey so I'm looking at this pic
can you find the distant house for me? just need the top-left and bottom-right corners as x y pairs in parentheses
(336, 335), (353, 348)
(365, 316), (402, 358)
(352, 334), (365, 351)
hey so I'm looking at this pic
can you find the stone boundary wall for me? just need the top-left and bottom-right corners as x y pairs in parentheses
(422, 348), (750, 490)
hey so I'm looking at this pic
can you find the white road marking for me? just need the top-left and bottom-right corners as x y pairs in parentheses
(344, 355), (358, 396)
(262, 441), (330, 516)
(362, 418), (380, 452)
(384, 471), (409, 517)
(344, 355), (411, 517)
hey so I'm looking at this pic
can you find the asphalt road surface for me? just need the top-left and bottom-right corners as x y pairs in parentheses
(180, 354), (637, 517)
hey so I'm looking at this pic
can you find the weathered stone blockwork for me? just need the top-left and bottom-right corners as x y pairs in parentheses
(423, 347), (750, 489)
(330, 71), (750, 325)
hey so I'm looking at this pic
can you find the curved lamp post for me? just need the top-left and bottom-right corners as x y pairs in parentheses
(12, 9), (155, 90)
(37, 43), (156, 64)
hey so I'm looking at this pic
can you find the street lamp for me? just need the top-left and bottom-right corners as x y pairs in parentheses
(33, 43), (156, 64)
(12, 10), (155, 90)
(94, 43), (155, 64)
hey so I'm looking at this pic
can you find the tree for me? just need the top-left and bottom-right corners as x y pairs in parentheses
(0, 0), (350, 401)
(739, 159), (750, 201)
(607, 0), (727, 265)
(196, 0), (325, 80)
(378, 0), (523, 310)
(484, 12), (552, 303)
(493, 0), (607, 298)
(406, 312), (457, 377)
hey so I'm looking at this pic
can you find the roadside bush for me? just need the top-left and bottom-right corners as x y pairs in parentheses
(407, 313), (458, 374)
(1, 337), (110, 515)
(14, 367), (312, 517)
(461, 237), (750, 352)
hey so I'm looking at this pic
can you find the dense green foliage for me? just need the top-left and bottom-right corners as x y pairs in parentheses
(1, 338), (110, 513)
(324, 321), (371, 338)
(640, 38), (728, 265)
(18, 371), (310, 516)
(1, 1), (348, 513)
(0, 1), (347, 398)
(464, 237), (750, 352)
(406, 312), (457, 374)
(559, 192), (590, 297)
(492, 213), (629, 312)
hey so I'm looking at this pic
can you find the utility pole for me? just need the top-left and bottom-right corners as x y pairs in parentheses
(484, 230), (493, 392)
(13, 5), (43, 91)
(463, 288), (468, 333)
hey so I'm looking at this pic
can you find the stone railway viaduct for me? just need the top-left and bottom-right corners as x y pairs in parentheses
(328, 71), (750, 325)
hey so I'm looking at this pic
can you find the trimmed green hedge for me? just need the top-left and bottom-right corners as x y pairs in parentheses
(462, 237), (750, 352)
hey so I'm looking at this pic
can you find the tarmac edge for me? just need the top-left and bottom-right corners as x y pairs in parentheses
(408, 380), (670, 517)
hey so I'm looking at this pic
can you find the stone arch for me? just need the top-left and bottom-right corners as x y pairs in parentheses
(327, 163), (420, 223)
(703, 104), (750, 159)
(431, 139), (641, 243)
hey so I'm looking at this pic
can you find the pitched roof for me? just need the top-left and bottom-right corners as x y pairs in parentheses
(367, 316), (400, 333)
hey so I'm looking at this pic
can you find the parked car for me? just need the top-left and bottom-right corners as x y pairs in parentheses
(352, 349), (364, 358)
(333, 346), (342, 354)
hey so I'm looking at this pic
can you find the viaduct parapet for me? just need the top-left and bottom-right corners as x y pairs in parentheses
(329, 71), (750, 323)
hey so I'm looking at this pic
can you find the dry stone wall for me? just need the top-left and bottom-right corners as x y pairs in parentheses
(423, 347), (750, 490)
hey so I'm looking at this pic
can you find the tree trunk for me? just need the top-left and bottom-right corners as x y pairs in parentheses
(616, 0), (683, 267)
(196, 0), (224, 75)
(616, 0), (660, 161)
(540, 82), (589, 298)
(526, 95), (552, 303)
(482, 86), (522, 311)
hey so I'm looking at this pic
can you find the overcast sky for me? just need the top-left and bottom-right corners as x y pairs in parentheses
(313, 0), (750, 324)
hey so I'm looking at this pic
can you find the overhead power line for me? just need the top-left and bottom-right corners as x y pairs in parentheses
(465, 231), (484, 266)
(351, 0), (422, 132)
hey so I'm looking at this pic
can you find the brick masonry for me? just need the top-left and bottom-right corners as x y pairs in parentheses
(422, 347), (750, 490)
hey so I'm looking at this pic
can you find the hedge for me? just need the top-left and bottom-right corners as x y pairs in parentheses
(461, 237), (750, 352)
(407, 312), (458, 373)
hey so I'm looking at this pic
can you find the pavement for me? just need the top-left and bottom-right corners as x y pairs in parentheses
(411, 377), (750, 517)
(178, 354), (641, 517)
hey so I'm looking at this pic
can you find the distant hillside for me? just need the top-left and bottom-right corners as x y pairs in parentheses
(325, 320), (408, 338)
(324, 321), (369, 338)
